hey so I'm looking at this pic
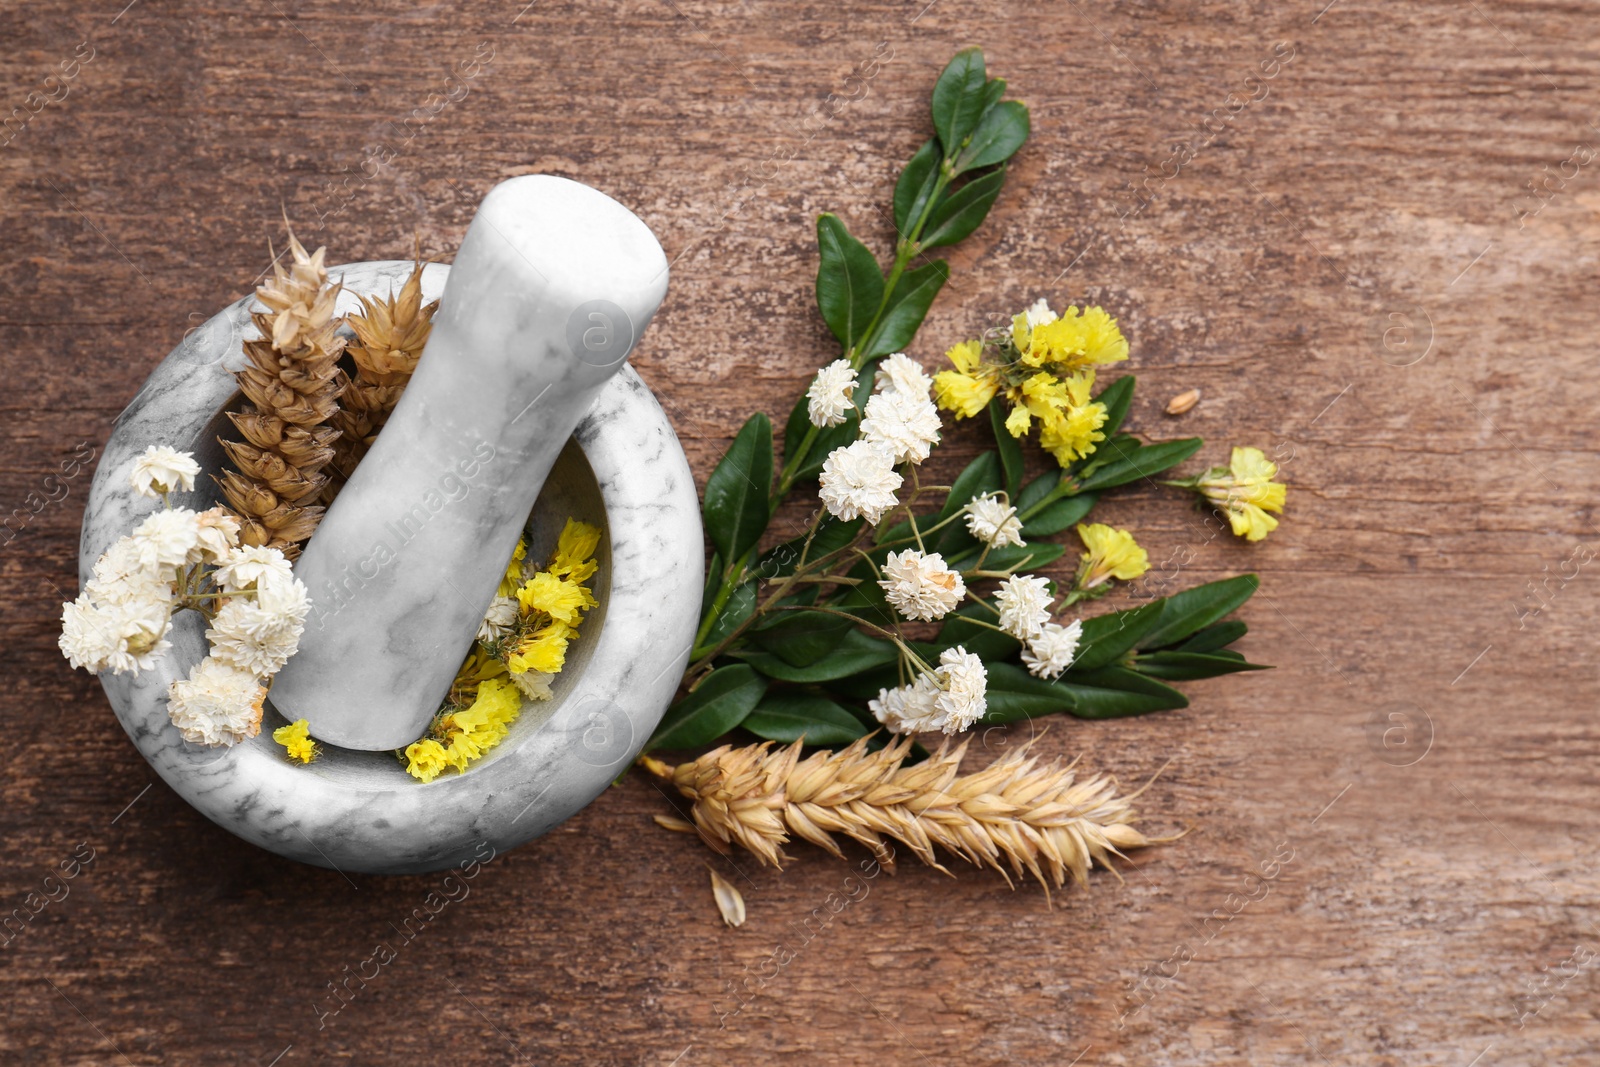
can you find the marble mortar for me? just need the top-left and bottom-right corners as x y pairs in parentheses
(79, 260), (702, 875)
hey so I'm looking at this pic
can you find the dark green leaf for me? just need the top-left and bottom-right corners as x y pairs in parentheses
(954, 101), (1030, 173)
(933, 601), (1020, 661)
(1056, 666), (1190, 719)
(934, 452), (1004, 555)
(834, 568), (898, 630)
(865, 259), (949, 357)
(647, 665), (767, 750)
(921, 166), (1007, 249)
(893, 138), (942, 237)
(1133, 651), (1272, 681)
(748, 609), (858, 667)
(1020, 491), (1099, 538)
(1071, 600), (1168, 672)
(702, 414), (773, 563)
(958, 540), (1065, 574)
(1095, 375), (1137, 438)
(1137, 574), (1260, 650)
(980, 662), (1074, 723)
(756, 515), (864, 579)
(735, 629), (898, 682)
(988, 396), (1023, 501)
(700, 551), (722, 622)
(694, 579), (757, 657)
(1176, 620), (1248, 653)
(816, 213), (885, 349)
(1075, 437), (1204, 493)
(743, 691), (869, 745)
(931, 47), (988, 156)
(1016, 468), (1059, 514)
(938, 452), (1004, 523)
(979, 77), (1007, 115)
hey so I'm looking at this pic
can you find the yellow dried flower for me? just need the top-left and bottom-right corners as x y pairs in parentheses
(272, 718), (318, 764)
(1193, 446), (1287, 542)
(1075, 522), (1149, 590)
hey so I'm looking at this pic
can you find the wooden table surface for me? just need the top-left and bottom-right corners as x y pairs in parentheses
(4, 1), (1598, 1064)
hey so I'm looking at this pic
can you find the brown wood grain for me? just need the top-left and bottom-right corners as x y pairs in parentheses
(4, 1), (1599, 1064)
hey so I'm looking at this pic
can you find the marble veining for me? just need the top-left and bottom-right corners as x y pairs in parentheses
(79, 258), (701, 875)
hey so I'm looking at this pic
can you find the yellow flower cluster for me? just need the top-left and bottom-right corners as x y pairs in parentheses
(932, 301), (1127, 467)
(272, 718), (318, 764)
(402, 516), (602, 784)
(1195, 447), (1287, 542)
(505, 518), (600, 676)
(404, 677), (523, 783)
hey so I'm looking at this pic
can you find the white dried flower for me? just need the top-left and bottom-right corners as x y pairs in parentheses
(1024, 297), (1058, 330)
(166, 656), (265, 746)
(1022, 619), (1083, 679)
(873, 351), (932, 398)
(879, 549), (965, 622)
(868, 676), (944, 734)
(509, 669), (555, 701)
(860, 389), (941, 466)
(205, 571), (310, 676)
(931, 646), (987, 734)
(129, 445), (201, 498)
(86, 538), (174, 609)
(59, 592), (173, 675)
(212, 545), (294, 592)
(478, 595), (521, 644)
(191, 507), (242, 565)
(964, 493), (1025, 549)
(818, 440), (902, 525)
(995, 574), (1053, 640)
(129, 508), (200, 573)
(806, 358), (859, 428)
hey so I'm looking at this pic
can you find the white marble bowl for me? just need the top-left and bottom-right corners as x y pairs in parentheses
(79, 261), (701, 875)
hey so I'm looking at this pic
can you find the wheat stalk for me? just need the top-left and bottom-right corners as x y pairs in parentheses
(327, 255), (437, 488)
(217, 229), (346, 557)
(642, 735), (1160, 895)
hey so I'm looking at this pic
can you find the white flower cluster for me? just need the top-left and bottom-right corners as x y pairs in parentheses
(879, 549), (964, 622)
(992, 572), (1083, 680)
(59, 446), (310, 747)
(868, 646), (988, 735)
(817, 353), (941, 527)
(964, 492), (1024, 549)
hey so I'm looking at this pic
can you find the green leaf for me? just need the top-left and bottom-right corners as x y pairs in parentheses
(1137, 574), (1260, 650)
(987, 396), (1023, 501)
(921, 166), (1008, 249)
(932, 601), (1020, 661)
(834, 568), (898, 630)
(780, 363), (876, 483)
(934, 452), (1004, 555)
(979, 77), (1007, 115)
(931, 48), (988, 156)
(956, 540), (1065, 574)
(954, 101), (1030, 173)
(748, 609), (858, 667)
(735, 629), (898, 683)
(647, 665), (767, 750)
(1134, 651), (1272, 681)
(700, 550), (722, 620)
(1176, 620), (1248, 653)
(756, 515), (863, 579)
(1020, 490), (1098, 538)
(816, 213), (885, 349)
(702, 414), (773, 563)
(1071, 600), (1168, 672)
(743, 691), (869, 745)
(694, 579), (757, 657)
(938, 452), (1005, 523)
(1057, 666), (1189, 719)
(980, 661), (1073, 722)
(893, 138), (942, 237)
(1075, 437), (1204, 493)
(864, 259), (949, 357)
(1095, 375), (1137, 438)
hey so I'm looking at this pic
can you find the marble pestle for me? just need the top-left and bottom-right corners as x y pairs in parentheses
(270, 175), (669, 751)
